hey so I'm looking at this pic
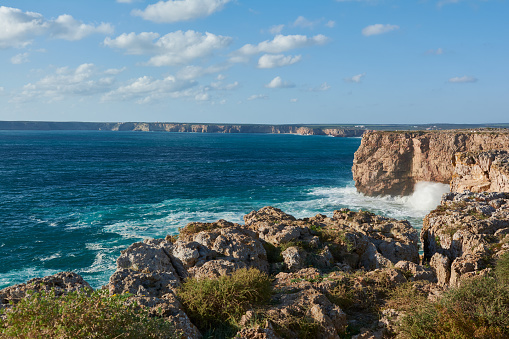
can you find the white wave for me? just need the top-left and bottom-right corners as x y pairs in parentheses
(405, 181), (450, 213)
(38, 252), (62, 262)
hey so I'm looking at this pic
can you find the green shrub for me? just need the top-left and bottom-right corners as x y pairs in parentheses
(178, 268), (272, 331)
(397, 275), (509, 338)
(0, 289), (179, 339)
(495, 251), (509, 286)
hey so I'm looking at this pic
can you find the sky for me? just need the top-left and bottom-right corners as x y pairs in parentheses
(0, 0), (507, 124)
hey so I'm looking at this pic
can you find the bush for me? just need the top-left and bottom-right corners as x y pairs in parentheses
(178, 268), (272, 331)
(495, 251), (509, 286)
(397, 275), (509, 338)
(0, 289), (179, 339)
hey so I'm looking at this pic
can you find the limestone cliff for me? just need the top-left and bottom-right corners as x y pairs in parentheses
(451, 151), (509, 193)
(352, 129), (509, 196)
(0, 121), (365, 137)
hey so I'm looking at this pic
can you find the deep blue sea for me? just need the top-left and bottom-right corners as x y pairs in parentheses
(0, 131), (447, 289)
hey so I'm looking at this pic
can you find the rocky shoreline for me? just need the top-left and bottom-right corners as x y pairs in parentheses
(2, 194), (508, 338)
(0, 121), (364, 137)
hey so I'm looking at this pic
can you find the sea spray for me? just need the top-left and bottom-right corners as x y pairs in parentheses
(406, 181), (450, 213)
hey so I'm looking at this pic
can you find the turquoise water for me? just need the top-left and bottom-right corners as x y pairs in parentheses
(0, 131), (436, 289)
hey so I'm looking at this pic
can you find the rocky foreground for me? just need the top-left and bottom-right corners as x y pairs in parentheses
(352, 129), (509, 196)
(2, 193), (509, 338)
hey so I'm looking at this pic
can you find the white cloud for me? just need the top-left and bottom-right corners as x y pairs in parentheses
(362, 24), (399, 36)
(102, 75), (197, 104)
(309, 82), (331, 91)
(11, 52), (30, 64)
(104, 67), (127, 75)
(13, 63), (117, 102)
(426, 48), (444, 55)
(325, 20), (336, 28)
(0, 6), (113, 49)
(0, 87), (4, 92)
(209, 80), (239, 90)
(235, 34), (328, 57)
(49, 15), (113, 41)
(132, 0), (231, 23)
(176, 64), (229, 80)
(344, 72), (366, 83)
(265, 76), (295, 88)
(257, 54), (301, 69)
(290, 98), (298, 102)
(104, 30), (232, 66)
(269, 24), (284, 35)
(117, 0), (137, 3)
(448, 75), (478, 83)
(247, 94), (268, 100)
(292, 16), (319, 29)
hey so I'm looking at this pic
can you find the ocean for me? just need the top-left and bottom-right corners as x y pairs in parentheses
(0, 131), (448, 289)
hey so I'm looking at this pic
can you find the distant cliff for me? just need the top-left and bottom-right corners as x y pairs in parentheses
(0, 121), (365, 137)
(352, 129), (509, 196)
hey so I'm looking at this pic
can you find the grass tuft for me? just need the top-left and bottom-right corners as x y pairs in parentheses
(0, 288), (179, 339)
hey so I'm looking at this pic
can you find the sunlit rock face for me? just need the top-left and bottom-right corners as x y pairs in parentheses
(352, 129), (509, 196)
(451, 150), (509, 193)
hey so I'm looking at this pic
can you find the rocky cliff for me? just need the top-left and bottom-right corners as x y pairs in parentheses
(451, 150), (509, 193)
(352, 129), (509, 196)
(0, 121), (365, 137)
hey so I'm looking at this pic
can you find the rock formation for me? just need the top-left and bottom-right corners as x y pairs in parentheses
(451, 150), (509, 193)
(0, 121), (365, 137)
(352, 129), (509, 196)
(421, 191), (509, 287)
(3, 202), (507, 337)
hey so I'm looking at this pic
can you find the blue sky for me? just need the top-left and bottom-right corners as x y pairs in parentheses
(0, 0), (507, 124)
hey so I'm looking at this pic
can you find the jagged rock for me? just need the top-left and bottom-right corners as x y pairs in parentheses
(282, 246), (306, 271)
(451, 150), (509, 193)
(116, 240), (178, 274)
(394, 260), (437, 283)
(108, 269), (180, 296)
(429, 253), (451, 286)
(267, 287), (347, 339)
(352, 129), (509, 196)
(188, 259), (247, 279)
(422, 192), (509, 286)
(0, 272), (91, 308)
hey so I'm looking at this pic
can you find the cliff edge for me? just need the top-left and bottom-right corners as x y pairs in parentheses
(352, 129), (509, 196)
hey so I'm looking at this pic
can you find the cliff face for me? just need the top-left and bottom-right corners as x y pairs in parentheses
(0, 121), (365, 137)
(451, 151), (509, 193)
(352, 130), (509, 196)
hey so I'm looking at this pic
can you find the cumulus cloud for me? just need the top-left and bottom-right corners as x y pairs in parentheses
(269, 24), (284, 35)
(448, 75), (477, 83)
(292, 16), (319, 29)
(13, 63), (116, 102)
(176, 64), (229, 80)
(0, 6), (113, 49)
(102, 75), (197, 104)
(362, 24), (399, 36)
(11, 52), (30, 64)
(290, 98), (298, 102)
(257, 54), (301, 69)
(265, 76), (295, 89)
(235, 34), (328, 57)
(132, 0), (231, 23)
(247, 94), (268, 100)
(104, 30), (232, 66)
(344, 73), (366, 83)
(325, 20), (336, 28)
(104, 67), (127, 75)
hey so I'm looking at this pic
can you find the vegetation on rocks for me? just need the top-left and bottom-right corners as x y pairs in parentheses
(178, 268), (272, 334)
(0, 289), (179, 339)
(396, 253), (509, 339)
